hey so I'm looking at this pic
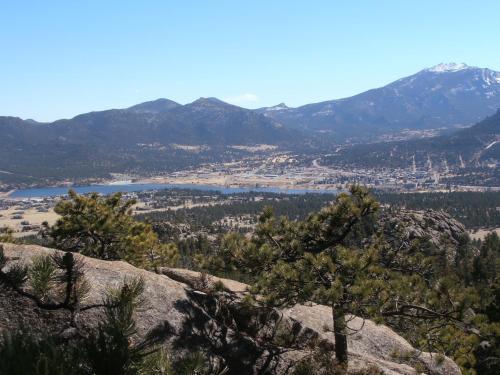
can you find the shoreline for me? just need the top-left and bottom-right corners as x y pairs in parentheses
(4, 180), (341, 200)
(135, 177), (340, 192)
(3, 175), (500, 200)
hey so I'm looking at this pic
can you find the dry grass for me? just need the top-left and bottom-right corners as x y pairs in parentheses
(0, 206), (59, 236)
(469, 227), (500, 240)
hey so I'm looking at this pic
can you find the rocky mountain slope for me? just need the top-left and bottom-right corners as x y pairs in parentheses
(258, 63), (500, 140)
(0, 243), (460, 374)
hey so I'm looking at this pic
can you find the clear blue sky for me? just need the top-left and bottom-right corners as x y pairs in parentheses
(2, 0), (500, 121)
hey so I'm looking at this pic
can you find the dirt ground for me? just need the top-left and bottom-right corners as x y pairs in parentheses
(0, 206), (59, 237)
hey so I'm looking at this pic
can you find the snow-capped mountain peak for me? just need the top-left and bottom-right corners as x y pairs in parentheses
(426, 63), (470, 73)
(423, 63), (500, 85)
(258, 63), (500, 139)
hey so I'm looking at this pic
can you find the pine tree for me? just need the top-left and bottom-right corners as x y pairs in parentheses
(42, 190), (179, 269)
(209, 186), (480, 373)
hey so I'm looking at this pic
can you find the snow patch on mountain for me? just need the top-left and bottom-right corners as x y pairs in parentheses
(486, 140), (498, 150)
(427, 63), (470, 73)
(266, 103), (289, 111)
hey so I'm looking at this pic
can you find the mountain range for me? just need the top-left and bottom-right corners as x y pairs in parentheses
(1, 63), (499, 184)
(3, 62), (500, 145)
(0, 98), (301, 184)
(2, 97), (294, 147)
(257, 63), (500, 139)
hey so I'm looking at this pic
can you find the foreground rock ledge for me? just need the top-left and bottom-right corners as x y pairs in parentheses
(0, 243), (460, 375)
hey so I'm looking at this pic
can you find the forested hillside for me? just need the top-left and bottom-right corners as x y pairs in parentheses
(323, 110), (499, 173)
(0, 98), (299, 184)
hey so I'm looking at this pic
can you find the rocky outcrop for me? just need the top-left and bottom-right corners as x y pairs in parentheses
(0, 243), (460, 374)
(162, 268), (461, 375)
(379, 209), (469, 261)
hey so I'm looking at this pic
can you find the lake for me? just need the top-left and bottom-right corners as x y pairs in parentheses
(9, 183), (338, 198)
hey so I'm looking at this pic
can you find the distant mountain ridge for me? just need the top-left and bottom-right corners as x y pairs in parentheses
(1, 62), (499, 184)
(0, 98), (299, 184)
(323, 109), (500, 170)
(127, 98), (181, 113)
(5, 62), (500, 143)
(258, 63), (500, 140)
(1, 97), (296, 146)
(45, 97), (295, 145)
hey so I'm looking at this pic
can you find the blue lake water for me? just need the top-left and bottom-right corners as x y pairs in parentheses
(9, 183), (338, 198)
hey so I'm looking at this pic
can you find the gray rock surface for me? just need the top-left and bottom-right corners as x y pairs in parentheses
(379, 209), (469, 261)
(0, 243), (461, 374)
(163, 268), (461, 375)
